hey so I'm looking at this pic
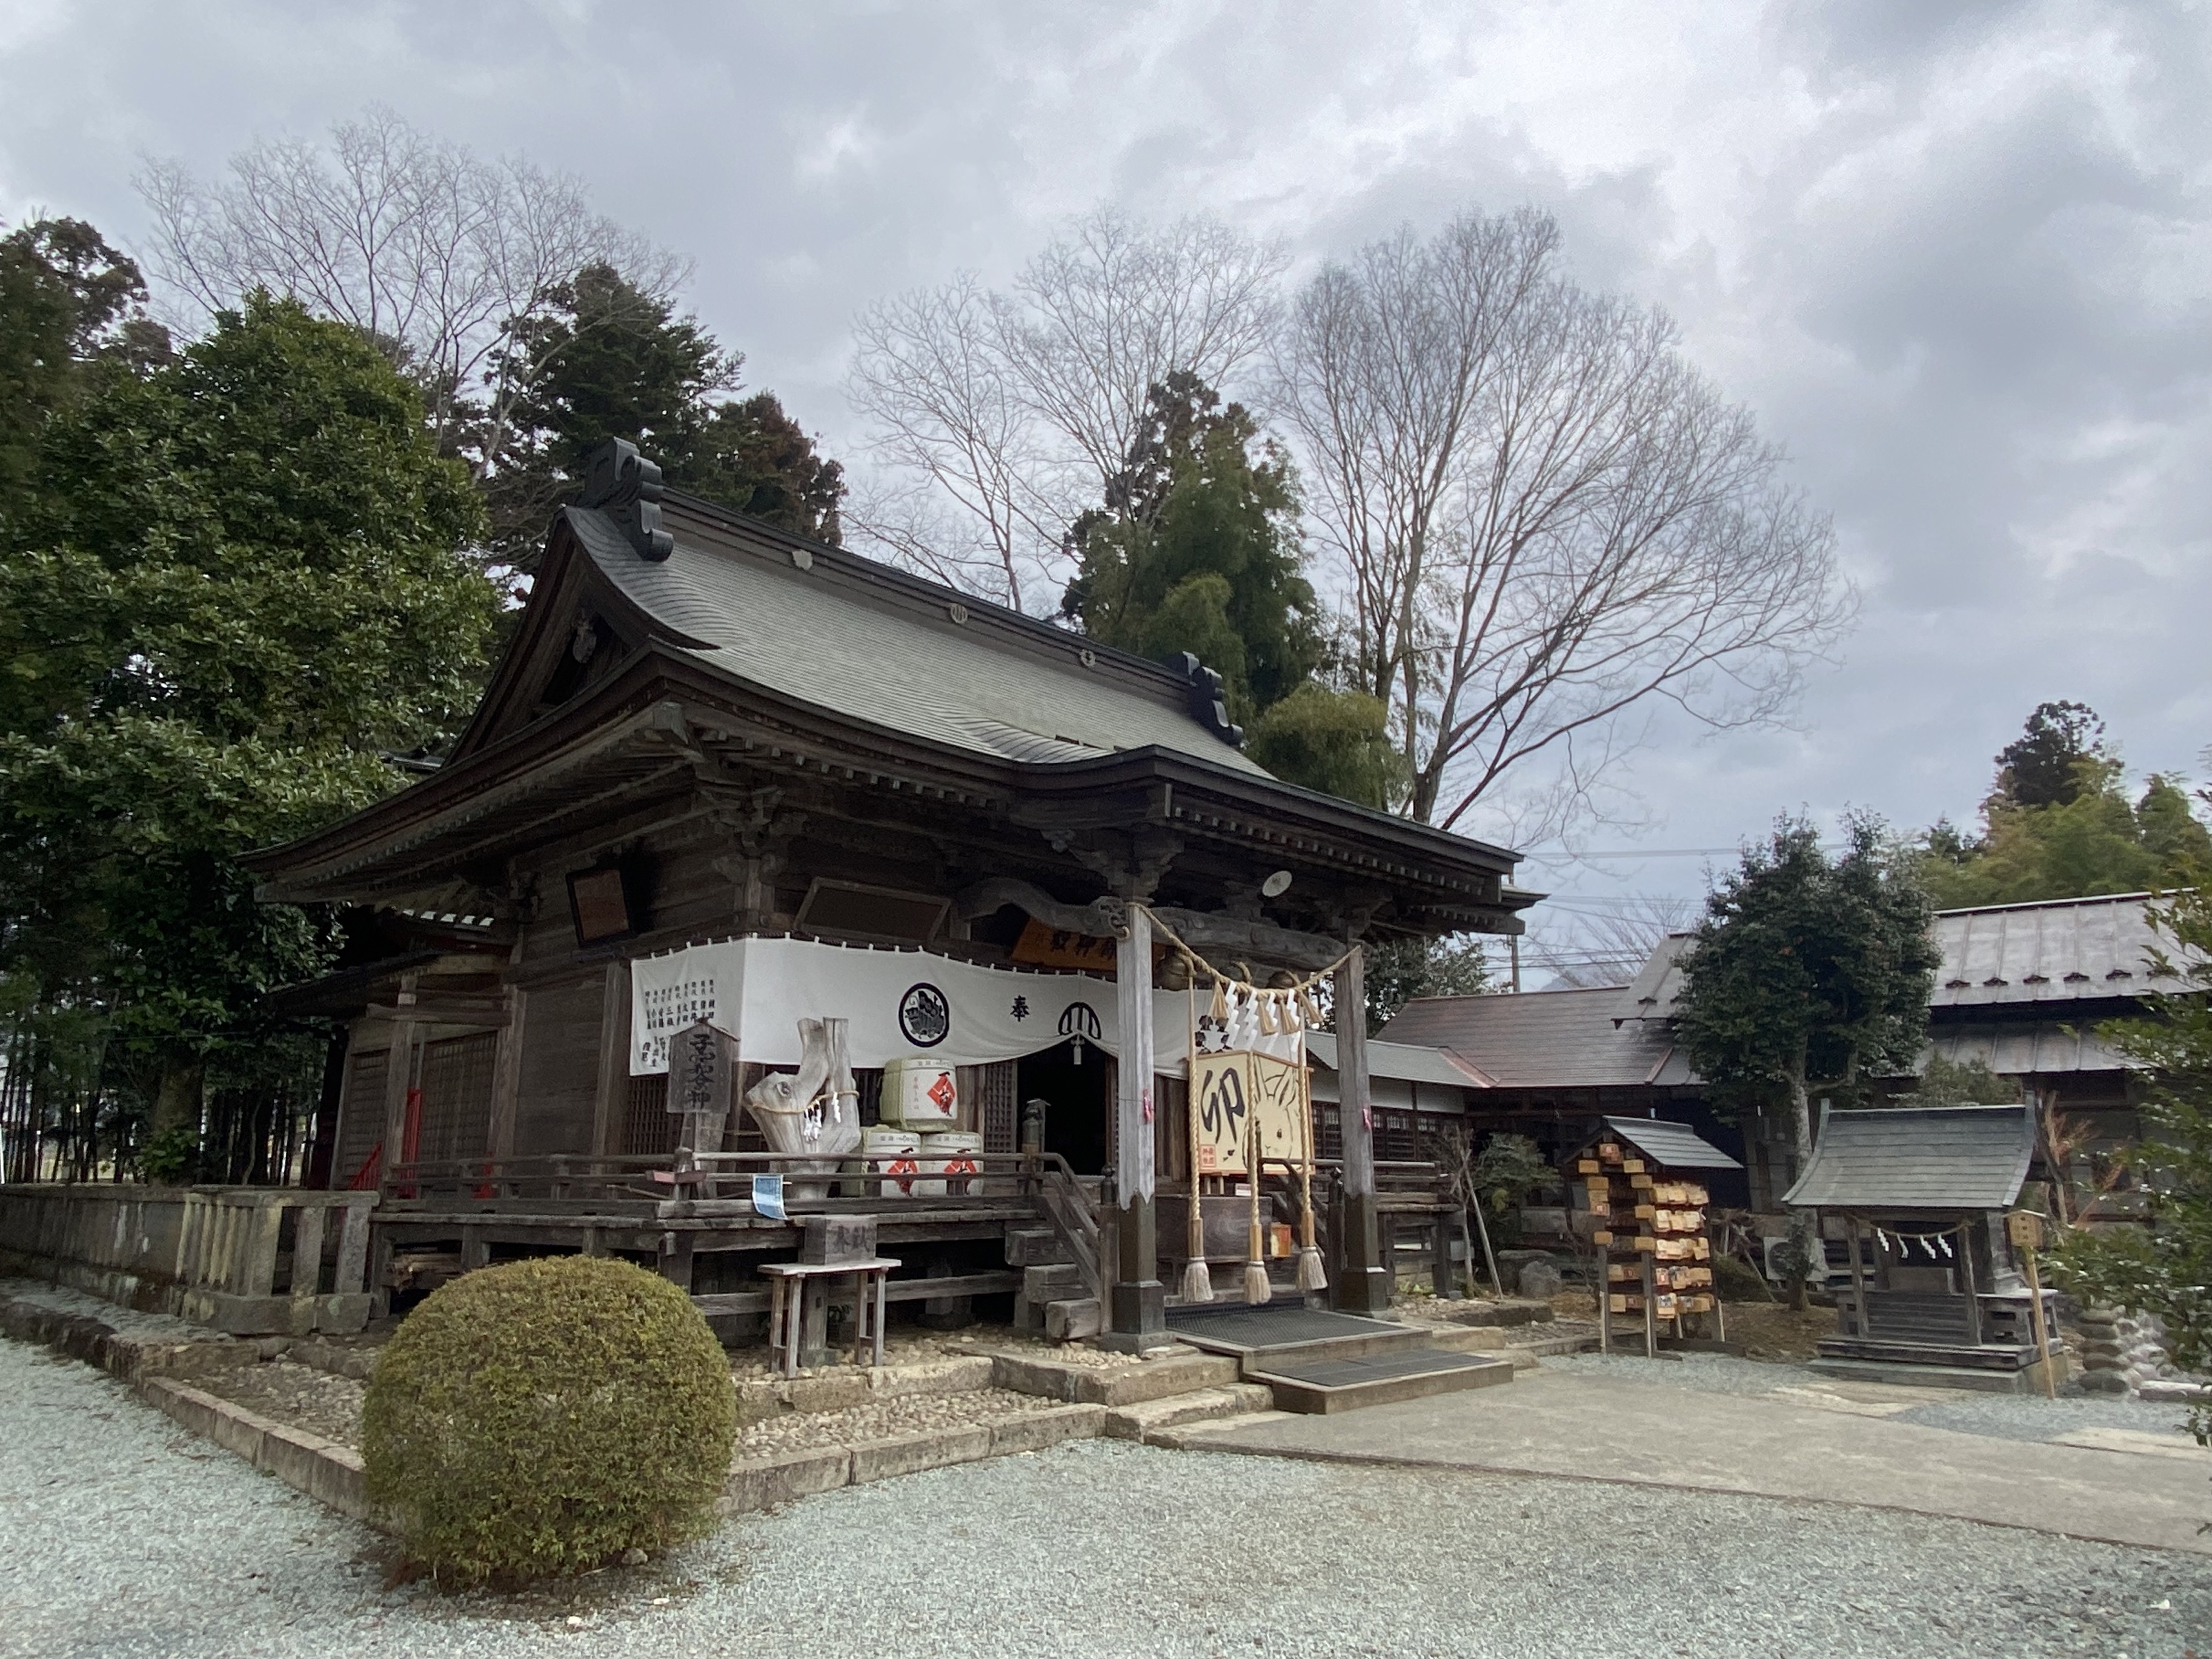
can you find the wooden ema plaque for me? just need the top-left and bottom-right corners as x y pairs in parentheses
(1581, 1140), (1719, 1355)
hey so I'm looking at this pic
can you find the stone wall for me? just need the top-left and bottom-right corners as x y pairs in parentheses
(2075, 1306), (2208, 1403)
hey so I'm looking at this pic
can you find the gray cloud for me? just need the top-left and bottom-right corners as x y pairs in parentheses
(2, 0), (2205, 951)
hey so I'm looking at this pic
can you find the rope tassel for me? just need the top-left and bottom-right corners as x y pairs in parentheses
(1243, 1118), (1272, 1306)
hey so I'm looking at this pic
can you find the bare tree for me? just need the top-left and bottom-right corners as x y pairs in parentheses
(1270, 210), (1854, 833)
(846, 208), (1286, 612)
(137, 106), (683, 470)
(1528, 894), (1692, 988)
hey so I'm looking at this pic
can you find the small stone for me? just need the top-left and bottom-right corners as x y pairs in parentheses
(1516, 1259), (1564, 1300)
(2136, 1379), (2210, 1403)
(621, 1546), (648, 1566)
(565, 1615), (586, 1628)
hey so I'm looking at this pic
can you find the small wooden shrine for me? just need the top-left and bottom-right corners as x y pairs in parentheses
(1567, 1117), (1741, 1355)
(1784, 1102), (2061, 1389)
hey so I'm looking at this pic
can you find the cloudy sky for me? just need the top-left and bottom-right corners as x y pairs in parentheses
(4, 1), (2207, 968)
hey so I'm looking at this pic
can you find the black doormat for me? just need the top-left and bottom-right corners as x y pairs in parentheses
(1163, 1302), (1407, 1352)
(1249, 1346), (1493, 1388)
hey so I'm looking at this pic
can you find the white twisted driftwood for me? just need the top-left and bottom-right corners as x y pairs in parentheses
(743, 1017), (862, 1199)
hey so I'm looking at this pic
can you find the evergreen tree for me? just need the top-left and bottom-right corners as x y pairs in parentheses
(483, 263), (843, 567)
(0, 218), (168, 513)
(1673, 814), (1940, 1162)
(1919, 705), (2212, 906)
(2054, 882), (2212, 1448)
(1061, 373), (1323, 720)
(0, 288), (497, 1153)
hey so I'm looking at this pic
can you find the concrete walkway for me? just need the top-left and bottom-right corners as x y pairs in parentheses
(1164, 1365), (2212, 1554)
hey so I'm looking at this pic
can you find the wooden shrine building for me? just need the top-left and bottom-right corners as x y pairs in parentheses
(245, 441), (1532, 1349)
(1784, 1102), (2062, 1390)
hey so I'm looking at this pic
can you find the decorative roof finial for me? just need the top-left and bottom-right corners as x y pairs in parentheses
(1164, 651), (1244, 748)
(577, 438), (674, 562)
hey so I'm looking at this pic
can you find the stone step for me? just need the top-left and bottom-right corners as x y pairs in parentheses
(1247, 1346), (1516, 1415)
(1145, 1409), (1297, 1449)
(1103, 1383), (1277, 1443)
(1003, 1228), (1074, 1268)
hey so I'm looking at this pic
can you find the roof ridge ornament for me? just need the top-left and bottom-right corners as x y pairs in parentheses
(577, 438), (674, 562)
(1164, 651), (1244, 748)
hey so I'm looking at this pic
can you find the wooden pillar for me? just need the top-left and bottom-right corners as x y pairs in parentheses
(1958, 1216), (1983, 1346)
(590, 959), (630, 1163)
(1333, 946), (1390, 1313)
(1104, 906), (1164, 1350)
(380, 1020), (417, 1186)
(487, 985), (526, 1163)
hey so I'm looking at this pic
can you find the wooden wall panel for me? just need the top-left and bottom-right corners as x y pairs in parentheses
(416, 1032), (499, 1165)
(331, 1046), (388, 1189)
(513, 978), (605, 1156)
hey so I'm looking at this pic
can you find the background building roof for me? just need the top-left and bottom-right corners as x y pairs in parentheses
(1305, 1031), (1493, 1089)
(1928, 893), (2193, 1008)
(1380, 987), (1691, 1089)
(1782, 1103), (2036, 1211)
(1611, 893), (2197, 1025)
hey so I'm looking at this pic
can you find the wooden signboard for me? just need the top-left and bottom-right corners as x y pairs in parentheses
(669, 1019), (731, 1117)
(1008, 917), (1119, 972)
(1192, 1051), (1307, 1176)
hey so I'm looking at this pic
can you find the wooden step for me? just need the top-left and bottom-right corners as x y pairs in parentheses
(1003, 1227), (1073, 1267)
(1247, 1346), (1516, 1415)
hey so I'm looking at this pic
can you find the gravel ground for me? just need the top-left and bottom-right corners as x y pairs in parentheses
(197, 1360), (366, 1446)
(7, 1332), (2211, 1659)
(734, 1386), (1059, 1457)
(1547, 1350), (2200, 1443)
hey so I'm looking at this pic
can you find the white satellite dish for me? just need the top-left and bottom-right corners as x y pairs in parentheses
(1260, 869), (1294, 898)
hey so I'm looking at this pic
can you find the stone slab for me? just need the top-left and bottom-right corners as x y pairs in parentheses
(848, 1423), (995, 1484)
(1167, 1365), (2212, 1555)
(989, 1403), (1105, 1455)
(721, 1446), (853, 1514)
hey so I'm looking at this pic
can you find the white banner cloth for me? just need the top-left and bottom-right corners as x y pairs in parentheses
(630, 936), (1192, 1076)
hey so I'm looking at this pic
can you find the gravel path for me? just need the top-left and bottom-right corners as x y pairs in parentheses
(6, 1332), (2211, 1657)
(1546, 1350), (2200, 1443)
(734, 1386), (1059, 1457)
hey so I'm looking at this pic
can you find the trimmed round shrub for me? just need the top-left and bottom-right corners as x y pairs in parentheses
(362, 1255), (736, 1584)
(1710, 1254), (1775, 1304)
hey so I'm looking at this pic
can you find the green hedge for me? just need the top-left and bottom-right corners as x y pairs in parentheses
(1709, 1254), (1774, 1304)
(362, 1255), (736, 1584)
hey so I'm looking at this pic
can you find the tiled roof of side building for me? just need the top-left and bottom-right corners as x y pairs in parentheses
(1378, 986), (1690, 1090)
(1612, 892), (2200, 1024)
(570, 497), (1275, 776)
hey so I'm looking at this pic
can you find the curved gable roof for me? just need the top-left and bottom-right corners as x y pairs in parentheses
(471, 494), (1270, 776)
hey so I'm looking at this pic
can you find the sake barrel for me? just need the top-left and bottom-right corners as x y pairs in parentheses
(918, 1129), (983, 1199)
(882, 1057), (960, 1128)
(862, 1126), (922, 1197)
